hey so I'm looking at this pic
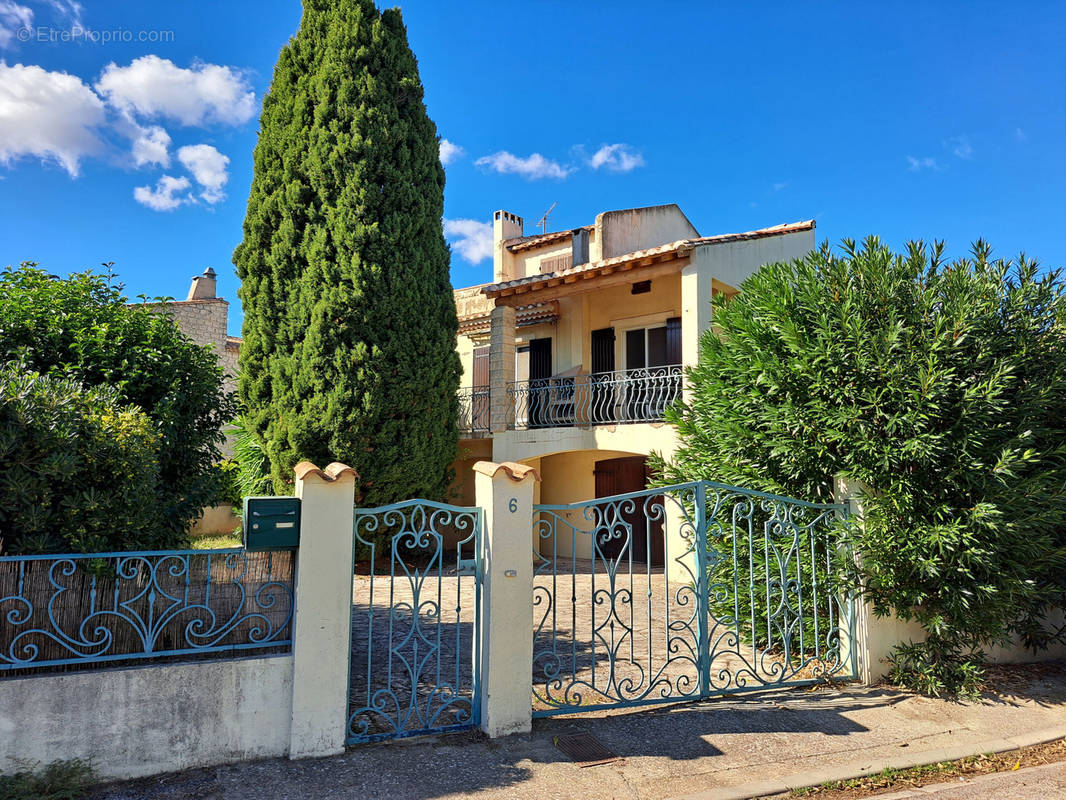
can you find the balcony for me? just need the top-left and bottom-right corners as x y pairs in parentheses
(458, 386), (490, 437)
(507, 366), (682, 430)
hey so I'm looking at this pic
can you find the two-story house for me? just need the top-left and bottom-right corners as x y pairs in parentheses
(451, 204), (815, 564)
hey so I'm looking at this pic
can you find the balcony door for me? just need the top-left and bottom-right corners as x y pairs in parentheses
(517, 338), (552, 428)
(590, 327), (615, 423)
(623, 317), (681, 372)
(621, 317), (682, 421)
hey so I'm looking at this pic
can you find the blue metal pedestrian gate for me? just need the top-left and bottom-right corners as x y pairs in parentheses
(346, 500), (481, 744)
(532, 480), (856, 715)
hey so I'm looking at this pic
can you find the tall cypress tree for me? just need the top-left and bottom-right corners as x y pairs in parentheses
(234, 0), (460, 505)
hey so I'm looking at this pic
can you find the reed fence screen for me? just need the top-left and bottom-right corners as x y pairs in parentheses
(0, 548), (294, 676)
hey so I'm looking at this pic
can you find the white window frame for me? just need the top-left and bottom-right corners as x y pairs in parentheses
(613, 312), (674, 373)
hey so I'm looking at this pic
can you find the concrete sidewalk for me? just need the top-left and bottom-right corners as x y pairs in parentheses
(90, 671), (1066, 800)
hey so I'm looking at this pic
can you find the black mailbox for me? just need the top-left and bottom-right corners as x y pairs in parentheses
(242, 497), (301, 551)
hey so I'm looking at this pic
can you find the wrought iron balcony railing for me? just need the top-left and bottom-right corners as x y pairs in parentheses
(457, 385), (491, 436)
(507, 365), (682, 430)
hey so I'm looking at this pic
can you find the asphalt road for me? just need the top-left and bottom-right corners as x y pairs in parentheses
(839, 761), (1066, 799)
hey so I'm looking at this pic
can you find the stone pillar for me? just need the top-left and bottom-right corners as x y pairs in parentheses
(489, 305), (516, 433)
(289, 461), (358, 759)
(474, 460), (539, 737)
(833, 475), (926, 685)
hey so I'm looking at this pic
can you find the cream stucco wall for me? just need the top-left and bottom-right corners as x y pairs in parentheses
(594, 204), (698, 261)
(457, 330), (481, 386)
(494, 421), (678, 465)
(517, 241), (573, 277)
(530, 448), (656, 559)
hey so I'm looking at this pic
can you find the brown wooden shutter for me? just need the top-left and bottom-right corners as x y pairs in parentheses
(666, 317), (681, 365)
(591, 328), (615, 374)
(472, 346), (489, 388)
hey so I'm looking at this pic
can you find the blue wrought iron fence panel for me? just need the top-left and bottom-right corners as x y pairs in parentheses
(532, 481), (854, 716)
(508, 365), (682, 430)
(0, 548), (294, 672)
(347, 500), (481, 744)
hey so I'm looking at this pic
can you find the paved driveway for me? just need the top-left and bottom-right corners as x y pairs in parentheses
(87, 670), (1066, 800)
(348, 558), (850, 739)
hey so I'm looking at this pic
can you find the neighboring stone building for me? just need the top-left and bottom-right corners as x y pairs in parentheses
(162, 267), (240, 395)
(159, 269), (242, 535)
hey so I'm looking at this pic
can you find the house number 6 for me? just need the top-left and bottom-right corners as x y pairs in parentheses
(508, 498), (518, 513)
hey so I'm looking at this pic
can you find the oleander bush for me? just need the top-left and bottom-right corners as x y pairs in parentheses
(656, 237), (1066, 695)
(0, 363), (164, 554)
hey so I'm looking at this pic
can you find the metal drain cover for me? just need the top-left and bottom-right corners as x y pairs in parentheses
(553, 733), (620, 767)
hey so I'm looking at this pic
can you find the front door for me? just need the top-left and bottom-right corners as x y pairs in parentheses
(593, 456), (664, 565)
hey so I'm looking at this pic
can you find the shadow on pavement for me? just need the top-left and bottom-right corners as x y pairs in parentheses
(86, 686), (907, 800)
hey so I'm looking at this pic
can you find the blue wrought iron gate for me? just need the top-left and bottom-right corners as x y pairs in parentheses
(347, 500), (481, 744)
(532, 481), (855, 715)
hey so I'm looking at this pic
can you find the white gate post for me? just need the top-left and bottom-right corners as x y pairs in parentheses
(474, 460), (539, 737)
(834, 475), (926, 685)
(289, 461), (357, 759)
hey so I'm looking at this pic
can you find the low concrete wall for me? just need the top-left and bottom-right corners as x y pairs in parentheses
(0, 655), (293, 779)
(851, 604), (1066, 683)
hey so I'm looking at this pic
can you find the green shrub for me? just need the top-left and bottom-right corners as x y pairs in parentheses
(0, 264), (236, 544)
(658, 238), (1066, 695)
(214, 459), (243, 508)
(701, 494), (848, 656)
(0, 363), (165, 555)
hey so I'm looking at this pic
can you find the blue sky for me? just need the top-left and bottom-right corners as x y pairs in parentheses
(1, 1), (1063, 336)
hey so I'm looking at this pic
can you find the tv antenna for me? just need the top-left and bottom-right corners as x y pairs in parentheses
(536, 201), (557, 235)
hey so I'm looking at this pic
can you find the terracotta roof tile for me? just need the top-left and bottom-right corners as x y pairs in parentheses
(505, 226), (593, 253)
(483, 220), (815, 299)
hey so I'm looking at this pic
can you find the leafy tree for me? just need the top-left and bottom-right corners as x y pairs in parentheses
(234, 0), (461, 505)
(0, 363), (163, 555)
(0, 264), (236, 546)
(657, 238), (1066, 695)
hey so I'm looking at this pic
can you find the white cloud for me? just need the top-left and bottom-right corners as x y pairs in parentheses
(0, 61), (105, 175)
(177, 143), (229, 203)
(95, 56), (256, 127)
(444, 218), (493, 264)
(588, 143), (644, 173)
(45, 0), (82, 29)
(0, 1), (32, 47)
(906, 155), (940, 172)
(948, 135), (973, 159)
(475, 150), (572, 180)
(439, 138), (463, 165)
(134, 174), (190, 211)
(772, 181), (788, 192)
(131, 124), (170, 167)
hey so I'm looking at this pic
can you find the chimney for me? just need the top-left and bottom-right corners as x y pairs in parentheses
(571, 228), (590, 267)
(187, 267), (218, 300)
(492, 210), (523, 283)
